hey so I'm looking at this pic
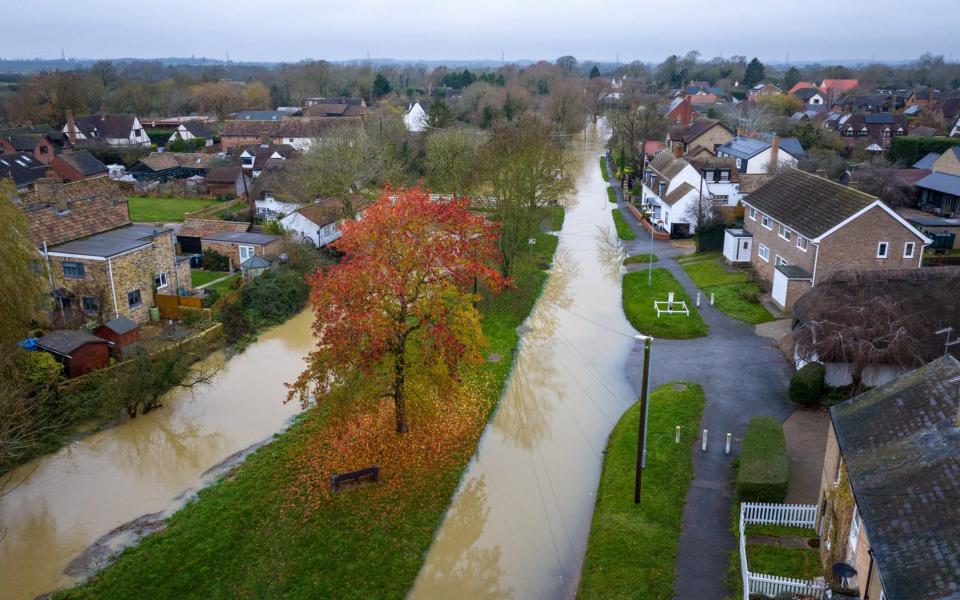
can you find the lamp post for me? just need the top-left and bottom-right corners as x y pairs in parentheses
(634, 333), (653, 504)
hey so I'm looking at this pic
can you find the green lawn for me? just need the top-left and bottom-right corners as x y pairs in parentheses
(623, 253), (658, 266)
(622, 269), (708, 339)
(745, 523), (816, 538)
(607, 186), (618, 203)
(600, 156), (610, 181)
(746, 545), (822, 580)
(128, 197), (219, 222)
(679, 253), (774, 325)
(56, 213), (562, 600)
(190, 269), (229, 287)
(611, 209), (636, 240)
(579, 383), (706, 599)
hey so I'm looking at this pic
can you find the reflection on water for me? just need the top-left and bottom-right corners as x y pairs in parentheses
(410, 124), (637, 599)
(0, 311), (314, 600)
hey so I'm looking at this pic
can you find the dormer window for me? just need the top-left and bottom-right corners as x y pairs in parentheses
(882, 127), (891, 138)
(859, 127), (869, 136)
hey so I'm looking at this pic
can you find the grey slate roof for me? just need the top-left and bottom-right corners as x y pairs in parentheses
(232, 111), (288, 121)
(914, 152), (941, 169)
(73, 114), (137, 140)
(240, 255), (271, 269)
(102, 316), (138, 335)
(0, 151), (49, 187)
(778, 137), (805, 158)
(743, 168), (876, 239)
(58, 150), (107, 176)
(915, 171), (960, 197)
(830, 355), (960, 600)
(181, 120), (212, 139)
(717, 136), (771, 159)
(38, 330), (111, 356)
(50, 224), (170, 258)
(201, 231), (279, 245)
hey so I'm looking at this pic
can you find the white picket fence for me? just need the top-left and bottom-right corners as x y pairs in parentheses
(739, 502), (827, 600)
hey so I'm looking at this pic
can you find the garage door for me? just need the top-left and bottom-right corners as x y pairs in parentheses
(772, 268), (788, 308)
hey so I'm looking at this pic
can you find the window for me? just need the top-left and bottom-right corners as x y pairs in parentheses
(154, 271), (168, 289)
(903, 241), (915, 258)
(703, 169), (714, 181)
(719, 170), (730, 182)
(127, 289), (142, 308)
(859, 127), (868, 137)
(876, 241), (889, 258)
(134, 128), (143, 137)
(797, 236), (808, 251)
(778, 224), (792, 241)
(761, 215), (772, 230)
(239, 245), (255, 261)
(749, 207), (757, 221)
(40, 145), (49, 154)
(848, 508), (861, 559)
(63, 261), (85, 279)
(758, 244), (769, 261)
(775, 255), (788, 267)
(82, 296), (98, 314)
(736, 157), (742, 169)
(658, 182), (666, 196)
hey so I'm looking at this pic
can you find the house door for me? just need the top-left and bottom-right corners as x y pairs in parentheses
(772, 268), (789, 308)
(738, 239), (752, 261)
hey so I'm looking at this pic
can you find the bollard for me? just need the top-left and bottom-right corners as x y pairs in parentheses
(696, 292), (701, 307)
(701, 429), (708, 452)
(710, 292), (715, 306)
(675, 425), (681, 444)
(725, 433), (732, 455)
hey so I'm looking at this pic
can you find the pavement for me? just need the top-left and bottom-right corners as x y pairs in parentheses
(606, 155), (800, 599)
(782, 409), (830, 504)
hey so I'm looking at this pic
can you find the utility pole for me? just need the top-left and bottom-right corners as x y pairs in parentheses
(634, 334), (653, 504)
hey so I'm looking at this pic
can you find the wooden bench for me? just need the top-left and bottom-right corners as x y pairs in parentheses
(331, 466), (380, 492)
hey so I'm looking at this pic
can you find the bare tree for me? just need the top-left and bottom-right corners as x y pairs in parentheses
(717, 101), (778, 136)
(542, 78), (586, 134)
(608, 84), (666, 165)
(424, 127), (484, 197)
(852, 157), (916, 208)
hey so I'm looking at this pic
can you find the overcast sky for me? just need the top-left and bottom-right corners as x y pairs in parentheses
(4, 0), (958, 64)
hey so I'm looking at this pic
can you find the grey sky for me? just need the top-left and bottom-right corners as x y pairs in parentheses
(3, 0), (958, 64)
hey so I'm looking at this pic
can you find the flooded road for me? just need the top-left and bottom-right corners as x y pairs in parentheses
(410, 124), (637, 600)
(0, 311), (313, 600)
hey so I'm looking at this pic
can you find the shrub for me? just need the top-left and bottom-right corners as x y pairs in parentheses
(201, 287), (220, 308)
(736, 416), (789, 502)
(789, 362), (825, 406)
(737, 286), (760, 304)
(238, 268), (309, 328)
(201, 249), (229, 272)
(179, 306), (208, 326)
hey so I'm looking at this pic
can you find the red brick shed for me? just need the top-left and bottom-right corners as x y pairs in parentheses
(37, 330), (112, 378)
(93, 316), (140, 358)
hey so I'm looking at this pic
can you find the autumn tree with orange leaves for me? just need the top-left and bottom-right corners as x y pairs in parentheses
(289, 188), (505, 433)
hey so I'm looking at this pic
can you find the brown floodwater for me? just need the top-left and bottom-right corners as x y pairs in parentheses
(410, 123), (638, 600)
(0, 310), (314, 600)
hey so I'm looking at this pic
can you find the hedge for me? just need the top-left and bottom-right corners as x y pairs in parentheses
(889, 136), (960, 165)
(736, 416), (789, 503)
(789, 362), (825, 406)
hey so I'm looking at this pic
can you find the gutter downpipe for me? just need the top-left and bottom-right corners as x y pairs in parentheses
(107, 256), (120, 319)
(43, 240), (64, 320)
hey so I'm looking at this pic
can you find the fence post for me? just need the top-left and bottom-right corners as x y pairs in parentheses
(701, 429), (708, 452)
(675, 425), (681, 444)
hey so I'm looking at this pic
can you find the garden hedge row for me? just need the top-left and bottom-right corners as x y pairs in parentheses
(736, 416), (789, 502)
(789, 361), (825, 406)
(889, 136), (960, 165)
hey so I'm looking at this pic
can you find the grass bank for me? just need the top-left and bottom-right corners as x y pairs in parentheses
(623, 253), (658, 266)
(600, 156), (610, 181)
(57, 210), (563, 599)
(128, 197), (220, 222)
(678, 252), (774, 325)
(579, 383), (706, 599)
(607, 186), (618, 203)
(622, 269), (707, 339)
(612, 209), (636, 240)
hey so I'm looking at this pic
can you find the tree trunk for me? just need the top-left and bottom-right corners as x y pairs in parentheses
(392, 354), (408, 433)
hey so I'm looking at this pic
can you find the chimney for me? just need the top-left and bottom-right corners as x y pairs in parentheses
(65, 110), (77, 145)
(674, 144), (683, 158)
(770, 136), (780, 174)
(35, 178), (66, 211)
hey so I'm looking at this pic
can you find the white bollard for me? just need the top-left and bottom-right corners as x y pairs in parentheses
(701, 429), (708, 452)
(675, 425), (681, 444)
(725, 433), (732, 455)
(696, 292), (701, 307)
(710, 292), (715, 306)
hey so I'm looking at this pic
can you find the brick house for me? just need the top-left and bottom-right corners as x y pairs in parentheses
(50, 150), (108, 182)
(21, 178), (191, 324)
(747, 82), (783, 102)
(815, 356), (960, 600)
(664, 95), (696, 127)
(834, 113), (908, 149)
(740, 169), (931, 309)
(200, 231), (282, 269)
(220, 118), (345, 151)
(0, 128), (56, 164)
(0, 151), (50, 192)
(665, 118), (734, 157)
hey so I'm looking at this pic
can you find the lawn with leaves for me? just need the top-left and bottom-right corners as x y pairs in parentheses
(579, 383), (706, 599)
(611, 209), (636, 240)
(56, 213), (562, 600)
(622, 269), (708, 339)
(679, 253), (774, 325)
(127, 197), (219, 222)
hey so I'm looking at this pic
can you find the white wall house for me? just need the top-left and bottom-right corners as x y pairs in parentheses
(641, 153), (716, 236)
(716, 136), (803, 174)
(255, 196), (301, 219)
(279, 199), (362, 248)
(167, 122), (214, 147)
(404, 102), (428, 133)
(63, 114), (151, 146)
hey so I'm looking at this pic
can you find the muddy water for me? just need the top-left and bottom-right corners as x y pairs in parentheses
(410, 124), (637, 600)
(0, 311), (314, 600)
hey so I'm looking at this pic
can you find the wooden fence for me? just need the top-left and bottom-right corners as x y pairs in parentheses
(739, 502), (826, 600)
(155, 294), (203, 320)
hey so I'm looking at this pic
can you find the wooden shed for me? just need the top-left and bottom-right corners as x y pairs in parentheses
(37, 330), (112, 377)
(93, 316), (140, 358)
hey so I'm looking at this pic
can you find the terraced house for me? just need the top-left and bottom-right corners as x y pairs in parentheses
(20, 177), (191, 324)
(739, 169), (930, 309)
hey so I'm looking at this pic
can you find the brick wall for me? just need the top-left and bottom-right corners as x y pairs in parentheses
(743, 210), (817, 284)
(689, 126), (733, 155)
(201, 238), (281, 270)
(817, 206), (923, 281)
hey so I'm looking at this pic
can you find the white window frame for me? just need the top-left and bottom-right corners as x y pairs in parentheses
(797, 236), (808, 252)
(848, 508), (861, 559)
(749, 207), (757, 221)
(903, 241), (915, 258)
(775, 255), (788, 267)
(736, 157), (742, 169)
(239, 245), (256, 261)
(761, 215), (772, 230)
(155, 271), (168, 289)
(778, 224), (792, 241)
(758, 244), (769, 262)
(876, 241), (889, 258)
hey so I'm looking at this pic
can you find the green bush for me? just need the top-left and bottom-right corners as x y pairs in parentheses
(789, 362), (825, 406)
(889, 135), (960, 165)
(178, 306), (208, 326)
(237, 268), (310, 328)
(201, 249), (229, 272)
(736, 416), (789, 503)
(201, 287), (220, 308)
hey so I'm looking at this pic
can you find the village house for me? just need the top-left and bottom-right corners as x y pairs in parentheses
(404, 102), (428, 133)
(21, 177), (192, 324)
(220, 118), (343, 151)
(834, 113), (908, 149)
(816, 355), (960, 600)
(176, 219), (250, 254)
(49, 150), (108, 182)
(200, 231), (282, 269)
(820, 78), (859, 104)
(664, 95), (697, 127)
(0, 151), (50, 191)
(747, 82), (783, 102)
(0, 126), (57, 164)
(205, 166), (250, 198)
(665, 118), (734, 157)
(792, 86), (828, 108)
(238, 143), (295, 178)
(739, 169), (931, 309)
(716, 136), (803, 174)
(167, 120), (214, 147)
(280, 197), (369, 247)
(62, 112), (151, 146)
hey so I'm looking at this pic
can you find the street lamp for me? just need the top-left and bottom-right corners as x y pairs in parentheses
(634, 333), (653, 504)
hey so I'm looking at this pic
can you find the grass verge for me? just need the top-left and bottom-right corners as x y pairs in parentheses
(679, 253), (774, 325)
(190, 269), (229, 287)
(579, 383), (706, 599)
(607, 186), (617, 203)
(746, 545), (822, 580)
(623, 253), (658, 266)
(56, 211), (563, 599)
(611, 209), (636, 241)
(600, 156), (610, 181)
(128, 197), (219, 222)
(622, 269), (707, 339)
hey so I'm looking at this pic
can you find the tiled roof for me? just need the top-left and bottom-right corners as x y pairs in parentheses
(178, 219), (250, 238)
(136, 152), (217, 172)
(0, 152), (49, 187)
(743, 168), (876, 239)
(222, 118), (349, 139)
(38, 330), (111, 356)
(5, 132), (50, 151)
(21, 177), (130, 246)
(206, 166), (244, 184)
(72, 114), (137, 140)
(647, 152), (690, 183)
(830, 355), (960, 600)
(663, 182), (696, 207)
(670, 118), (730, 144)
(181, 120), (213, 139)
(56, 151), (107, 176)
